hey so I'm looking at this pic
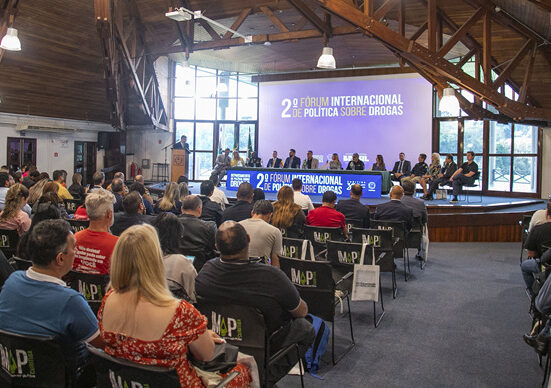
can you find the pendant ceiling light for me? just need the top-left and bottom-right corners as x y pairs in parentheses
(0, 28), (21, 51)
(317, 47), (336, 69)
(439, 87), (460, 115)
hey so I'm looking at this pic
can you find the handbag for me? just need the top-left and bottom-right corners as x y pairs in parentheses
(435, 188), (447, 200)
(189, 342), (239, 374)
(351, 245), (380, 302)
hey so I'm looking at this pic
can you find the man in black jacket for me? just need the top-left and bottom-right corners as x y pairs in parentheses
(111, 191), (153, 236)
(373, 185), (413, 231)
(283, 149), (301, 169)
(266, 150), (282, 168)
(402, 154), (428, 184)
(335, 184), (370, 228)
(221, 182), (254, 222)
(424, 154), (457, 200)
(179, 195), (216, 258)
(391, 152), (411, 181)
(198, 180), (223, 226)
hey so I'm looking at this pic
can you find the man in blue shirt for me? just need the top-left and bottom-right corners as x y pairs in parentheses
(0, 219), (103, 374)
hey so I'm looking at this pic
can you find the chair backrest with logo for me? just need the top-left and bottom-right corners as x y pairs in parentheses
(282, 237), (314, 260)
(64, 271), (110, 315)
(304, 225), (344, 256)
(344, 219), (364, 239)
(350, 228), (394, 272)
(0, 329), (69, 388)
(278, 256), (335, 322)
(0, 229), (20, 260)
(86, 344), (180, 388)
(67, 219), (90, 234)
(370, 220), (406, 258)
(63, 199), (81, 215)
(326, 240), (366, 266)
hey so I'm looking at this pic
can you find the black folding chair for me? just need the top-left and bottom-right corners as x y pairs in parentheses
(63, 199), (82, 215)
(326, 240), (385, 327)
(278, 227), (302, 239)
(0, 229), (20, 260)
(0, 250), (14, 291)
(344, 219), (364, 241)
(519, 213), (533, 263)
(86, 344), (181, 388)
(13, 255), (33, 270)
(282, 237), (315, 260)
(279, 256), (355, 365)
(68, 219), (89, 234)
(196, 301), (305, 388)
(0, 329), (71, 387)
(407, 216), (424, 269)
(304, 225), (345, 258)
(371, 220), (410, 281)
(351, 227), (397, 298)
(64, 271), (110, 315)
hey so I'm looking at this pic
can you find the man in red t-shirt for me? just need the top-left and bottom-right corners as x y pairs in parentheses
(73, 188), (118, 274)
(306, 190), (347, 237)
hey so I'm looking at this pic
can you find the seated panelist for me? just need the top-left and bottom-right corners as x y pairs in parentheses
(267, 150), (283, 168)
(284, 149), (301, 169)
(301, 150), (319, 170)
(346, 153), (365, 170)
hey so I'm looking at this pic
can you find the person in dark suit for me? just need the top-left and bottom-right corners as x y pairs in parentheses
(111, 192), (153, 236)
(110, 178), (124, 213)
(198, 180), (223, 226)
(173, 135), (190, 151)
(221, 182), (254, 223)
(178, 195), (217, 259)
(391, 152), (411, 181)
(373, 185), (413, 231)
(283, 149), (301, 169)
(401, 180), (428, 261)
(336, 184), (370, 228)
(424, 154), (457, 200)
(266, 150), (283, 168)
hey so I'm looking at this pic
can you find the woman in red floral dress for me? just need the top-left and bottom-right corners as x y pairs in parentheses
(97, 224), (251, 387)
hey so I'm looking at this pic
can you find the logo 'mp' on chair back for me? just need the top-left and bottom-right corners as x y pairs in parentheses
(326, 240), (366, 266)
(282, 237), (314, 260)
(304, 225), (344, 256)
(63, 199), (81, 215)
(0, 229), (20, 260)
(67, 220), (89, 234)
(64, 271), (110, 315)
(0, 329), (69, 388)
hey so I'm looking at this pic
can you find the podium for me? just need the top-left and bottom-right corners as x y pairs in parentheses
(170, 149), (189, 182)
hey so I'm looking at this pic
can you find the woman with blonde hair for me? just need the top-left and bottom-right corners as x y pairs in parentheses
(327, 153), (342, 170)
(271, 185), (306, 238)
(178, 181), (190, 202)
(98, 224), (251, 388)
(27, 176), (49, 206)
(0, 184), (31, 235)
(154, 182), (182, 215)
(420, 153), (441, 199)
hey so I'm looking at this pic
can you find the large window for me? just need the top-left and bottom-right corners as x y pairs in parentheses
(173, 64), (259, 180)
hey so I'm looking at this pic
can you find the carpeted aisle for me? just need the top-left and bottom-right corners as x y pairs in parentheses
(278, 242), (542, 388)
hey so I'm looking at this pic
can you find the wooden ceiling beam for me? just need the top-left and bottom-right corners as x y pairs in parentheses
(437, 7), (484, 57)
(410, 21), (427, 41)
(456, 47), (477, 69)
(492, 39), (533, 88)
(222, 7), (252, 39)
(482, 9), (491, 85)
(260, 6), (290, 33)
(364, 0), (373, 16)
(427, 0), (437, 52)
(519, 43), (537, 104)
(373, 0), (400, 21)
(287, 0), (332, 37)
(197, 18), (221, 40)
(526, 0), (551, 12)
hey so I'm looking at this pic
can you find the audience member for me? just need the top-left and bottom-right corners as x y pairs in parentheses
(306, 190), (347, 236)
(177, 195), (217, 259)
(222, 182), (254, 222)
(92, 171), (105, 189)
(12, 171), (22, 184)
(111, 191), (152, 236)
(154, 182), (182, 215)
(401, 180), (428, 260)
(68, 173), (87, 202)
(198, 180), (223, 225)
(371, 154), (386, 171)
(374, 185), (413, 231)
(301, 150), (319, 169)
(253, 187), (265, 202)
(27, 175), (49, 206)
(520, 201), (551, 296)
(449, 151), (479, 204)
(424, 154), (457, 200)
(212, 148), (231, 183)
(0, 171), (31, 216)
(292, 178), (314, 212)
(73, 188), (118, 274)
(230, 150), (245, 167)
(128, 182), (154, 215)
(327, 153), (343, 170)
(391, 152), (411, 181)
(33, 191), (70, 219)
(240, 200), (282, 267)
(22, 166), (39, 189)
(529, 208), (549, 232)
(267, 150), (282, 168)
(272, 185), (306, 238)
(284, 148), (301, 169)
(209, 176), (229, 210)
(107, 172), (128, 194)
(346, 153), (365, 170)
(178, 181), (189, 202)
(152, 213), (197, 302)
(98, 224), (251, 387)
(53, 170), (74, 200)
(246, 151), (262, 167)
(336, 184), (371, 228)
(0, 219), (103, 374)
(402, 154), (428, 184)
(134, 174), (153, 203)
(0, 184), (31, 236)
(110, 178), (125, 212)
(196, 222), (314, 384)
(418, 153), (441, 198)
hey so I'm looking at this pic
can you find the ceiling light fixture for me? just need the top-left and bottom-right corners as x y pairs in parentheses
(0, 28), (21, 51)
(317, 47), (336, 69)
(439, 87), (460, 114)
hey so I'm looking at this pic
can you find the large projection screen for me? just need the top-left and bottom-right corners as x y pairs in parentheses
(258, 74), (433, 169)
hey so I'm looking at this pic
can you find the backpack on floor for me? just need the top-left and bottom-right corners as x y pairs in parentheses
(304, 314), (330, 374)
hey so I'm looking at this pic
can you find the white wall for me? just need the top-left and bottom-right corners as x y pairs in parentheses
(125, 128), (173, 181)
(0, 113), (114, 178)
(542, 127), (551, 199)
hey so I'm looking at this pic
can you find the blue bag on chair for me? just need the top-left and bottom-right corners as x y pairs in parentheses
(304, 314), (330, 375)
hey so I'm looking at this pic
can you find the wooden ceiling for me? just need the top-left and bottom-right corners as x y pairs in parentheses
(0, 0), (550, 123)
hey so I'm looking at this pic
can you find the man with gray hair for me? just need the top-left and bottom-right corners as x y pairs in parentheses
(73, 188), (118, 274)
(239, 199), (282, 268)
(179, 195), (216, 259)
